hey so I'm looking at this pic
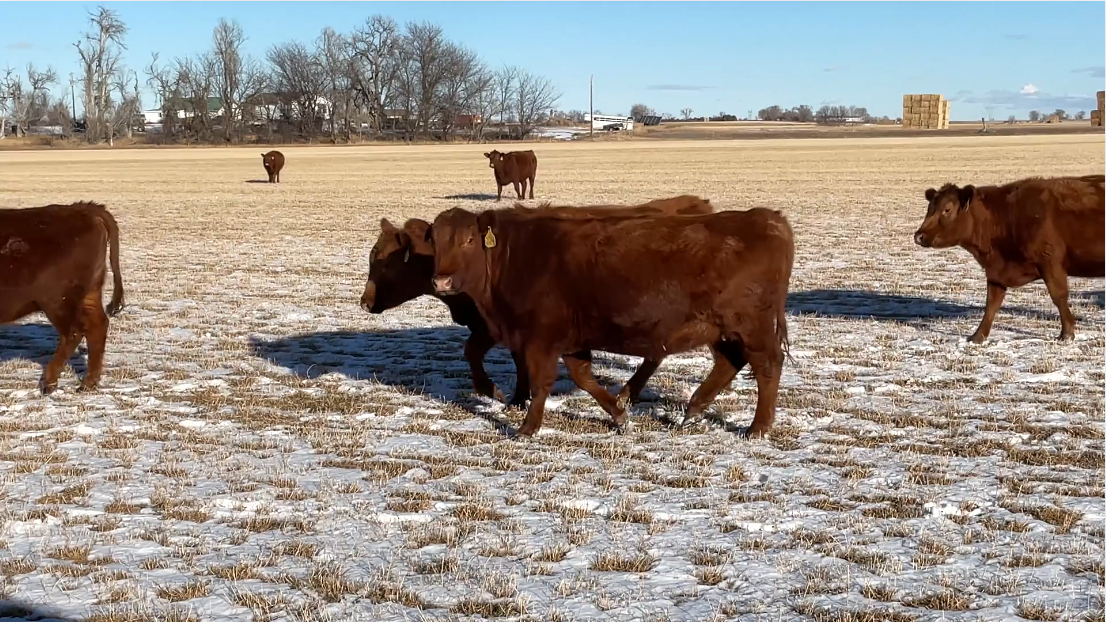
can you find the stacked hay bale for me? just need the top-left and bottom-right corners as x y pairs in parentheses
(1092, 90), (1104, 127)
(902, 94), (950, 129)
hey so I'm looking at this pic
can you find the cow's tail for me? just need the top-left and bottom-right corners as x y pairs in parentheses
(776, 304), (792, 365)
(96, 205), (126, 316)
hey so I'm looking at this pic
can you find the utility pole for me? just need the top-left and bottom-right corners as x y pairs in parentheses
(589, 74), (594, 139)
(69, 73), (76, 119)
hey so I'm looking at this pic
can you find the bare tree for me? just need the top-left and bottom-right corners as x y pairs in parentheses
(316, 27), (351, 141)
(268, 40), (327, 138)
(212, 18), (269, 142)
(107, 69), (140, 145)
(680, 107), (693, 120)
(629, 103), (652, 120)
(349, 14), (401, 137)
(1075, 110), (1086, 121)
(493, 65), (518, 127)
(514, 69), (560, 137)
(0, 65), (58, 137)
(1028, 109), (1041, 122)
(437, 43), (485, 140)
(466, 64), (495, 142)
(74, 5), (128, 143)
(176, 54), (218, 141)
(399, 21), (452, 138)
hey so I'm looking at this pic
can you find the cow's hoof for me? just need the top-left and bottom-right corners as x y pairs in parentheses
(966, 332), (987, 344)
(38, 380), (57, 396)
(740, 426), (769, 440)
(1058, 331), (1075, 342)
(77, 382), (98, 393)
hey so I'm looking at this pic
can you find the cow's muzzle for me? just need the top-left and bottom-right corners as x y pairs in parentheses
(360, 282), (376, 312)
(433, 275), (456, 295)
(913, 231), (931, 247)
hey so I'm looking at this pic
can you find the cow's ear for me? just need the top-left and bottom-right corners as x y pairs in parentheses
(924, 188), (937, 202)
(423, 224), (434, 243)
(380, 218), (398, 234)
(958, 185), (975, 210)
(483, 152), (491, 158)
(403, 219), (433, 254)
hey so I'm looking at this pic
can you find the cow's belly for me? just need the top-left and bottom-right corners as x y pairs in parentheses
(0, 289), (39, 324)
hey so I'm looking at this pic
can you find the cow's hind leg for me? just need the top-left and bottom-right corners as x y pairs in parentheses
(78, 290), (109, 392)
(742, 335), (784, 439)
(615, 358), (663, 409)
(682, 342), (744, 428)
(1039, 263), (1076, 340)
(496, 184), (503, 201)
(968, 281), (1007, 343)
(513, 181), (522, 199)
(507, 349), (531, 409)
(37, 297), (82, 394)
(562, 350), (627, 431)
(528, 175), (535, 199)
(464, 329), (504, 401)
(516, 346), (557, 438)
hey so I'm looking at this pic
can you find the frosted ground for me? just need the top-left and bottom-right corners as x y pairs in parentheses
(0, 135), (1102, 622)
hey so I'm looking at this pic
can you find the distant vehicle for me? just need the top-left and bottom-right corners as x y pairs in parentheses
(585, 113), (634, 131)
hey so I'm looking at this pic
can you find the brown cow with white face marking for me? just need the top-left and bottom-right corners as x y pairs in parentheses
(0, 201), (125, 393)
(914, 174), (1104, 342)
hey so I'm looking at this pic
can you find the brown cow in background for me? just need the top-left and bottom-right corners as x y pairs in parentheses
(430, 205), (793, 439)
(914, 174), (1105, 342)
(485, 150), (537, 201)
(262, 150), (285, 183)
(0, 202), (126, 393)
(360, 195), (715, 408)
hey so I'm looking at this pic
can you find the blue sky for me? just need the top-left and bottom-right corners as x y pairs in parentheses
(2, 1), (1103, 120)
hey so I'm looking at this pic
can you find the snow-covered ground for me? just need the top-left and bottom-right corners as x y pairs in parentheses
(0, 137), (1102, 621)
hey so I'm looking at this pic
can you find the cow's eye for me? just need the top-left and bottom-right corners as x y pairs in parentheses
(464, 236), (474, 247)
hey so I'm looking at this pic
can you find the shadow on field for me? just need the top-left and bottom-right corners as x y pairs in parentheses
(245, 179), (273, 184)
(785, 289), (1073, 321)
(1075, 289), (1105, 308)
(0, 323), (87, 373)
(0, 599), (80, 621)
(247, 327), (635, 407)
(438, 193), (499, 201)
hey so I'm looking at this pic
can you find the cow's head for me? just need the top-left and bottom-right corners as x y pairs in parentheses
(431, 207), (492, 297)
(361, 218), (435, 313)
(262, 153), (274, 169)
(914, 183), (977, 248)
(484, 150), (503, 170)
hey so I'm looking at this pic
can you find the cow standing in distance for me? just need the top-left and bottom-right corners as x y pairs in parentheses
(262, 150), (285, 183)
(360, 195), (716, 409)
(914, 174), (1105, 342)
(0, 202), (125, 393)
(485, 150), (537, 201)
(430, 205), (794, 439)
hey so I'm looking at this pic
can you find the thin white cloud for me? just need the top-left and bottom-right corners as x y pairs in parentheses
(644, 84), (713, 92)
(1072, 66), (1106, 79)
(1019, 83), (1039, 95)
(5, 42), (32, 50)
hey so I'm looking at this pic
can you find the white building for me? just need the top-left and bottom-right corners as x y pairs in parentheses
(583, 113), (633, 131)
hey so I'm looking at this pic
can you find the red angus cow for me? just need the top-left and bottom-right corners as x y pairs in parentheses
(430, 206), (794, 439)
(262, 150), (285, 183)
(914, 174), (1105, 342)
(485, 150), (537, 201)
(361, 195), (715, 408)
(0, 202), (125, 393)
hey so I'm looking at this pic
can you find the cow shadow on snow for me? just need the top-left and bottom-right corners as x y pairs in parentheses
(248, 327), (645, 429)
(437, 193), (499, 202)
(786, 288), (1104, 320)
(0, 598), (80, 621)
(0, 323), (88, 375)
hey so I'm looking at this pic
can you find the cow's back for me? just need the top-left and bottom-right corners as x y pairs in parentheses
(488, 209), (792, 355)
(1001, 176), (1105, 275)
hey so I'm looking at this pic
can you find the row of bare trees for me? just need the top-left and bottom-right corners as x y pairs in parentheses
(1, 6), (562, 144)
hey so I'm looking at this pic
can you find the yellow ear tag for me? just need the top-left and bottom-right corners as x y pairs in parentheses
(483, 228), (497, 248)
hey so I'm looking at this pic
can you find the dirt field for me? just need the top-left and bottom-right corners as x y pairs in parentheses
(0, 135), (1103, 621)
(638, 120), (1105, 141)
